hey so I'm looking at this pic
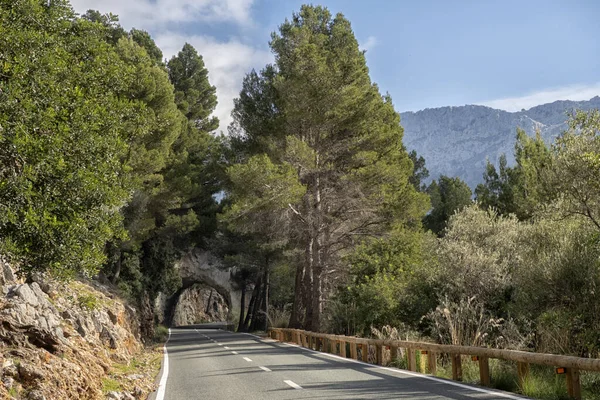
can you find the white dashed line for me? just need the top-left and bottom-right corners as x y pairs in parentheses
(279, 343), (525, 399)
(243, 357), (253, 362)
(224, 346), (230, 349)
(218, 343), (223, 346)
(259, 366), (272, 372)
(284, 380), (302, 390)
(231, 351), (238, 355)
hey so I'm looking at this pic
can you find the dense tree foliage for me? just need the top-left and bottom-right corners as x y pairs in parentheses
(0, 0), (141, 278)
(475, 129), (552, 220)
(423, 175), (472, 236)
(225, 5), (427, 332)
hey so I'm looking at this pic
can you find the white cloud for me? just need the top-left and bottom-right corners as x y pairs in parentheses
(69, 0), (254, 27)
(360, 36), (378, 52)
(479, 83), (600, 111)
(156, 33), (272, 132)
(69, 0), (271, 133)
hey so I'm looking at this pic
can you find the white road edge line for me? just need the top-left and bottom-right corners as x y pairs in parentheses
(284, 380), (302, 390)
(243, 357), (253, 362)
(283, 342), (525, 400)
(240, 332), (525, 400)
(155, 328), (172, 400)
(259, 366), (272, 372)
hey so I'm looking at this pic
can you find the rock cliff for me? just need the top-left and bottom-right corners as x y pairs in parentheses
(0, 259), (157, 399)
(400, 96), (600, 188)
(151, 250), (239, 330)
(171, 284), (229, 327)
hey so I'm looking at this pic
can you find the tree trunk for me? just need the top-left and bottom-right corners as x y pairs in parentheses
(263, 257), (270, 331)
(243, 277), (261, 331)
(249, 280), (264, 332)
(303, 235), (314, 330)
(289, 261), (305, 328)
(237, 285), (246, 332)
(310, 158), (323, 332)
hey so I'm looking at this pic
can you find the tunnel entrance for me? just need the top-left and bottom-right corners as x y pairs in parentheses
(164, 278), (233, 327)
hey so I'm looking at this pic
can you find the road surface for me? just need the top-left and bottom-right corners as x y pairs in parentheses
(153, 324), (527, 400)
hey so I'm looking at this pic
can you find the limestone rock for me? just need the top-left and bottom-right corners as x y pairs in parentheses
(400, 96), (600, 188)
(0, 259), (144, 400)
(171, 284), (229, 327)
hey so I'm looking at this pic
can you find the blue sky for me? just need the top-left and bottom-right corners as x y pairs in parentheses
(70, 0), (600, 132)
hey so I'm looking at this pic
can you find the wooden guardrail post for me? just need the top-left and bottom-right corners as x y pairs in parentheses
(361, 344), (369, 362)
(340, 341), (347, 357)
(390, 346), (398, 365)
(427, 352), (437, 375)
(407, 349), (417, 372)
(565, 368), (581, 400)
(517, 362), (529, 389)
(350, 341), (357, 360)
(375, 344), (383, 365)
(478, 356), (491, 386)
(451, 354), (462, 381)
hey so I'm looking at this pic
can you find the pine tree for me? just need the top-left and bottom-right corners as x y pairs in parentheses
(228, 5), (428, 331)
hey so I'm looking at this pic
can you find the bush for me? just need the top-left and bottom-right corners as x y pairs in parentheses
(153, 324), (169, 343)
(78, 294), (99, 311)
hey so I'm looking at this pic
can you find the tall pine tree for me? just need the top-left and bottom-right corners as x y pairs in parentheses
(226, 5), (427, 331)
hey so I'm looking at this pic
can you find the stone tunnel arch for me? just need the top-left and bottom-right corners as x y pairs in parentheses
(159, 249), (241, 327)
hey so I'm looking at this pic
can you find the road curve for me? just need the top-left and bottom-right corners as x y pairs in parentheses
(153, 324), (528, 400)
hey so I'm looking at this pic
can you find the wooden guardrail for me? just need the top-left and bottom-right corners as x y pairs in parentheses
(268, 328), (600, 399)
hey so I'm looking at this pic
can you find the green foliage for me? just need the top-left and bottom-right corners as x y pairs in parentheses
(168, 43), (218, 129)
(78, 294), (99, 311)
(130, 29), (163, 65)
(0, 0), (142, 278)
(475, 129), (552, 220)
(424, 175), (472, 235)
(549, 110), (600, 229)
(228, 4), (429, 331)
(101, 377), (121, 393)
(408, 150), (429, 192)
(338, 228), (435, 335)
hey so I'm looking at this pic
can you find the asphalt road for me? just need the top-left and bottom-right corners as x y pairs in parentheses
(155, 324), (527, 400)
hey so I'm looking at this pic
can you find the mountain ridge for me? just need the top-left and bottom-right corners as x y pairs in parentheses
(400, 96), (600, 188)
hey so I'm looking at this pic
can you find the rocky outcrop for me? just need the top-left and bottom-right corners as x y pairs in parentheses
(174, 249), (241, 319)
(171, 284), (229, 327)
(400, 96), (600, 188)
(0, 259), (149, 399)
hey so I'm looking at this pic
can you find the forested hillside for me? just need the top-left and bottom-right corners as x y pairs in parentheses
(2, 1), (600, 398)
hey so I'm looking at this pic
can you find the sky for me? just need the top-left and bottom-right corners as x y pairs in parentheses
(69, 0), (600, 133)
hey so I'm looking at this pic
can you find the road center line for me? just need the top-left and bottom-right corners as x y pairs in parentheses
(243, 357), (253, 362)
(259, 366), (271, 372)
(284, 380), (302, 390)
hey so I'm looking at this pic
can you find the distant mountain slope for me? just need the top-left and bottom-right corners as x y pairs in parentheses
(400, 96), (600, 188)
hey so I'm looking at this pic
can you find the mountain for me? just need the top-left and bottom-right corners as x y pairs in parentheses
(400, 96), (600, 188)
